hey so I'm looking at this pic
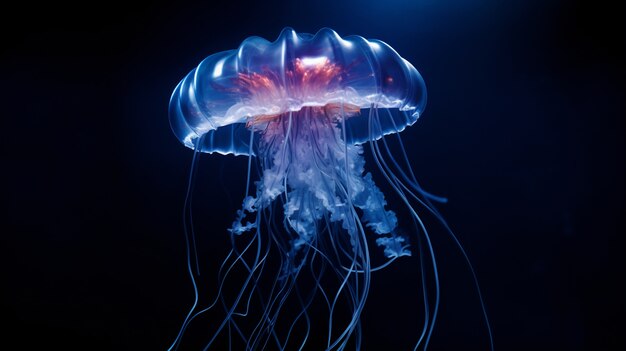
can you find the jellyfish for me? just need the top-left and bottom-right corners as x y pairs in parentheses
(168, 28), (492, 350)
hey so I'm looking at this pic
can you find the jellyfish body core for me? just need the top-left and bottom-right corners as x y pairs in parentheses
(168, 28), (492, 350)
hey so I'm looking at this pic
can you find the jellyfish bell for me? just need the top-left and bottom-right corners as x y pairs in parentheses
(170, 27), (426, 155)
(167, 28), (491, 350)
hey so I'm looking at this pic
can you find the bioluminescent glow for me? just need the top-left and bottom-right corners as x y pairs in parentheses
(168, 27), (493, 350)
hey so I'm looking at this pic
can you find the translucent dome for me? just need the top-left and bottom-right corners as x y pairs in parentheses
(169, 27), (427, 155)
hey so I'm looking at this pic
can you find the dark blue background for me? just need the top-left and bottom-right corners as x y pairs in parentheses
(2, 0), (624, 350)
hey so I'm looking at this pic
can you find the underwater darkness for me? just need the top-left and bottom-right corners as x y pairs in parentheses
(1, 0), (624, 350)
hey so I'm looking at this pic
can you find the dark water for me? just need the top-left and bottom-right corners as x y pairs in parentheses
(2, 0), (624, 350)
